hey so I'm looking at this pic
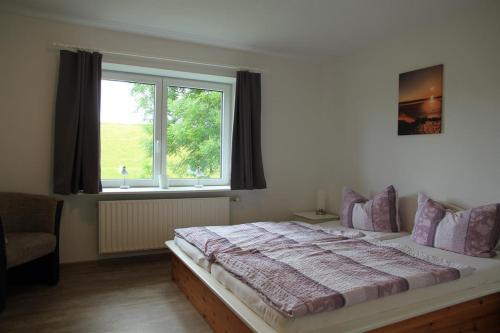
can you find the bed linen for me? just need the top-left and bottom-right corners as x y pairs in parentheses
(174, 236), (212, 271)
(341, 185), (399, 232)
(174, 221), (363, 270)
(212, 238), (472, 318)
(174, 221), (408, 273)
(412, 193), (500, 257)
(316, 220), (408, 240)
(211, 235), (500, 333)
(177, 221), (472, 318)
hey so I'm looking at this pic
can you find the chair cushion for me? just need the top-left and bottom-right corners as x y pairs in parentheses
(5, 232), (56, 268)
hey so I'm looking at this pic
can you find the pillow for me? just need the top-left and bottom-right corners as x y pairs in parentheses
(412, 193), (500, 258)
(341, 186), (398, 232)
(411, 193), (447, 246)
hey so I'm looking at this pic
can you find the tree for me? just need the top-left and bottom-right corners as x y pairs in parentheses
(167, 87), (221, 178)
(130, 84), (154, 178)
(130, 84), (222, 179)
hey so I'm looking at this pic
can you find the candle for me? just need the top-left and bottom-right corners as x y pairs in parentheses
(159, 175), (169, 189)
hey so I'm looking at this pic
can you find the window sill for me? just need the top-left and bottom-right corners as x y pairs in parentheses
(99, 186), (231, 195)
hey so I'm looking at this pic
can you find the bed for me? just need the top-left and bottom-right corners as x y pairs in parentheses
(167, 222), (500, 333)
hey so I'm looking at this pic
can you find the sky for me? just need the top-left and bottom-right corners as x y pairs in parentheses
(399, 64), (443, 103)
(100, 80), (150, 124)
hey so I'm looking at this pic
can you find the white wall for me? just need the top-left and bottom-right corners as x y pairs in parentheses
(1, 1), (499, 262)
(0, 13), (327, 262)
(321, 0), (500, 231)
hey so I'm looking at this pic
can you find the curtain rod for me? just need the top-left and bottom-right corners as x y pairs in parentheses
(50, 42), (263, 73)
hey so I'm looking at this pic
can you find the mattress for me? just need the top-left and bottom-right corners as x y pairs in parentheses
(174, 236), (211, 271)
(210, 235), (500, 333)
(174, 221), (409, 273)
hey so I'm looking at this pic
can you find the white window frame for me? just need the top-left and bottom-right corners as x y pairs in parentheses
(163, 77), (232, 186)
(100, 70), (233, 188)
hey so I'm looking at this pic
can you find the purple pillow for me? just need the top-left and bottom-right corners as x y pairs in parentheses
(411, 193), (447, 246)
(412, 193), (500, 258)
(341, 186), (398, 232)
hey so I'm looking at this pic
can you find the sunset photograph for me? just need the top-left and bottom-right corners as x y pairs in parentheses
(398, 64), (443, 135)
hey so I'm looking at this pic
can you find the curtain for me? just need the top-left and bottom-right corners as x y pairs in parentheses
(230, 71), (266, 190)
(53, 50), (102, 194)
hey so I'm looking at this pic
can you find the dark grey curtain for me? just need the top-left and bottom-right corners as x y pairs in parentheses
(230, 71), (266, 190)
(53, 50), (102, 194)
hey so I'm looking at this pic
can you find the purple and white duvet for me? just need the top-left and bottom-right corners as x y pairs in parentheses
(175, 222), (473, 318)
(175, 221), (362, 261)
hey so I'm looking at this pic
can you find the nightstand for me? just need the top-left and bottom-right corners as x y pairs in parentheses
(292, 211), (339, 224)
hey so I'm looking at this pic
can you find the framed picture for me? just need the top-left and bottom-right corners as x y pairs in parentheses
(398, 64), (443, 135)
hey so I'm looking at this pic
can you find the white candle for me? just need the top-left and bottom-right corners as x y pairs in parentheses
(159, 175), (169, 189)
(316, 189), (326, 213)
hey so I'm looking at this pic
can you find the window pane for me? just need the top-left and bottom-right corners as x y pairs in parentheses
(100, 80), (155, 180)
(166, 86), (222, 179)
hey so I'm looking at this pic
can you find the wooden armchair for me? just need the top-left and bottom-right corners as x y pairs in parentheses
(0, 193), (64, 311)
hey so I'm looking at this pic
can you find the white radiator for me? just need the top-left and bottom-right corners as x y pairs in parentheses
(98, 197), (230, 254)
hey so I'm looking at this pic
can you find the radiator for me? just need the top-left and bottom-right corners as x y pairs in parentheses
(98, 197), (230, 254)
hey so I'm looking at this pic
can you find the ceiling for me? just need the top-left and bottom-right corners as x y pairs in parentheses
(2, 0), (478, 58)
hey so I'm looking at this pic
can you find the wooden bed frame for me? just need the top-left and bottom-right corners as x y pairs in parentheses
(167, 241), (500, 333)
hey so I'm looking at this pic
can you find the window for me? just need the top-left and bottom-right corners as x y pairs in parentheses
(100, 70), (233, 188)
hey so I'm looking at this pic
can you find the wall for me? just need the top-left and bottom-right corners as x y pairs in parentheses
(321, 0), (500, 231)
(0, 13), (327, 262)
(2, 1), (499, 262)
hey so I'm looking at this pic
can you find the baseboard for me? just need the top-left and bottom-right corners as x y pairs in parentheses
(61, 250), (171, 268)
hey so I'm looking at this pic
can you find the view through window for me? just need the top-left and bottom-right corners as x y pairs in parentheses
(100, 71), (232, 187)
(100, 80), (155, 180)
(166, 86), (222, 179)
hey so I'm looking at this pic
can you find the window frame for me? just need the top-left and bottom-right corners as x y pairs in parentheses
(100, 70), (233, 188)
(163, 77), (232, 187)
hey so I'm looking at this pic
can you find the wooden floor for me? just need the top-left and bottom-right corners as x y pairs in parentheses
(0, 254), (212, 333)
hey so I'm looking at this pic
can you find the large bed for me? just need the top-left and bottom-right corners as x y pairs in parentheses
(166, 221), (500, 333)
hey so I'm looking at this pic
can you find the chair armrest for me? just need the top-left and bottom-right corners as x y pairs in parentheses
(0, 218), (6, 269)
(54, 201), (64, 243)
(0, 193), (62, 234)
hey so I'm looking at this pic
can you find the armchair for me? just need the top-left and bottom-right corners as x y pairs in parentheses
(0, 193), (64, 311)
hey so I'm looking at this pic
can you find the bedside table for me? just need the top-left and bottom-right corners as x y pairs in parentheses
(292, 211), (339, 224)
